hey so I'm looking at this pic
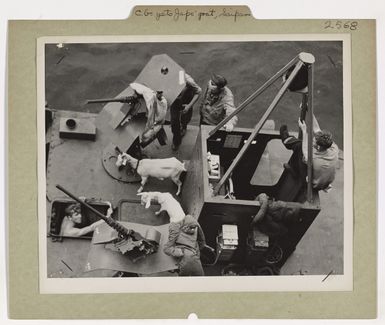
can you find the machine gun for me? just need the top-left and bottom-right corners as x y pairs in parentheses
(86, 96), (138, 105)
(87, 95), (142, 128)
(56, 185), (161, 262)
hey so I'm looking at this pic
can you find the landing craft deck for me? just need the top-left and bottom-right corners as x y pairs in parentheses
(46, 109), (343, 277)
(44, 45), (345, 280)
(46, 110), (199, 203)
(46, 109), (199, 277)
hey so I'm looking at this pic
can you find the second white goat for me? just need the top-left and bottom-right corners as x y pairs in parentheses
(138, 191), (185, 223)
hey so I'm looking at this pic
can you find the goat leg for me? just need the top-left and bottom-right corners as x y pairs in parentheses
(173, 178), (182, 196)
(138, 176), (148, 193)
(137, 176), (148, 193)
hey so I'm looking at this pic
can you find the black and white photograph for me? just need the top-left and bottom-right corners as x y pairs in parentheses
(38, 35), (352, 293)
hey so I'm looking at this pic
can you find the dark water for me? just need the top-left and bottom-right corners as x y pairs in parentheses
(45, 41), (343, 148)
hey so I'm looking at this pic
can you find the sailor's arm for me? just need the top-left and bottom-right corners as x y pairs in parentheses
(154, 98), (168, 125)
(312, 114), (321, 134)
(252, 193), (269, 225)
(300, 94), (321, 134)
(196, 223), (206, 250)
(63, 219), (104, 237)
(182, 74), (202, 114)
(299, 118), (309, 163)
(222, 93), (238, 132)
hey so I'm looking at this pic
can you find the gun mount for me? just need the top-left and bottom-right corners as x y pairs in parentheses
(56, 185), (161, 262)
(87, 94), (142, 129)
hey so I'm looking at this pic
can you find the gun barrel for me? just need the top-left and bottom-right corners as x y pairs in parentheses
(87, 98), (122, 104)
(86, 96), (136, 104)
(56, 185), (132, 237)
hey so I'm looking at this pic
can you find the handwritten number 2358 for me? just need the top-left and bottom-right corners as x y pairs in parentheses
(324, 21), (358, 30)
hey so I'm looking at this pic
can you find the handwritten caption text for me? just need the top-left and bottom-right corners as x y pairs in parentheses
(134, 8), (251, 23)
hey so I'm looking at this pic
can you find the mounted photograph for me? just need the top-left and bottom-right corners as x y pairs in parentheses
(37, 34), (352, 293)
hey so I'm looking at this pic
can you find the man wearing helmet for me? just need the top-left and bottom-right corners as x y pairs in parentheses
(280, 95), (339, 191)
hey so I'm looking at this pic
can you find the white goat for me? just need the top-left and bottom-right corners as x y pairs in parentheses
(137, 191), (185, 223)
(116, 153), (186, 195)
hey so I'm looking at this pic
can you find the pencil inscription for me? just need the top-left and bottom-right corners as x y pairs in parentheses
(134, 8), (252, 22)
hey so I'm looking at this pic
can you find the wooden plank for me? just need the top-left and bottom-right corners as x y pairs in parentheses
(180, 129), (205, 219)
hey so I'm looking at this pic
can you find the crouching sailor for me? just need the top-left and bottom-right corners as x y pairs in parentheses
(163, 214), (206, 276)
(130, 82), (168, 147)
